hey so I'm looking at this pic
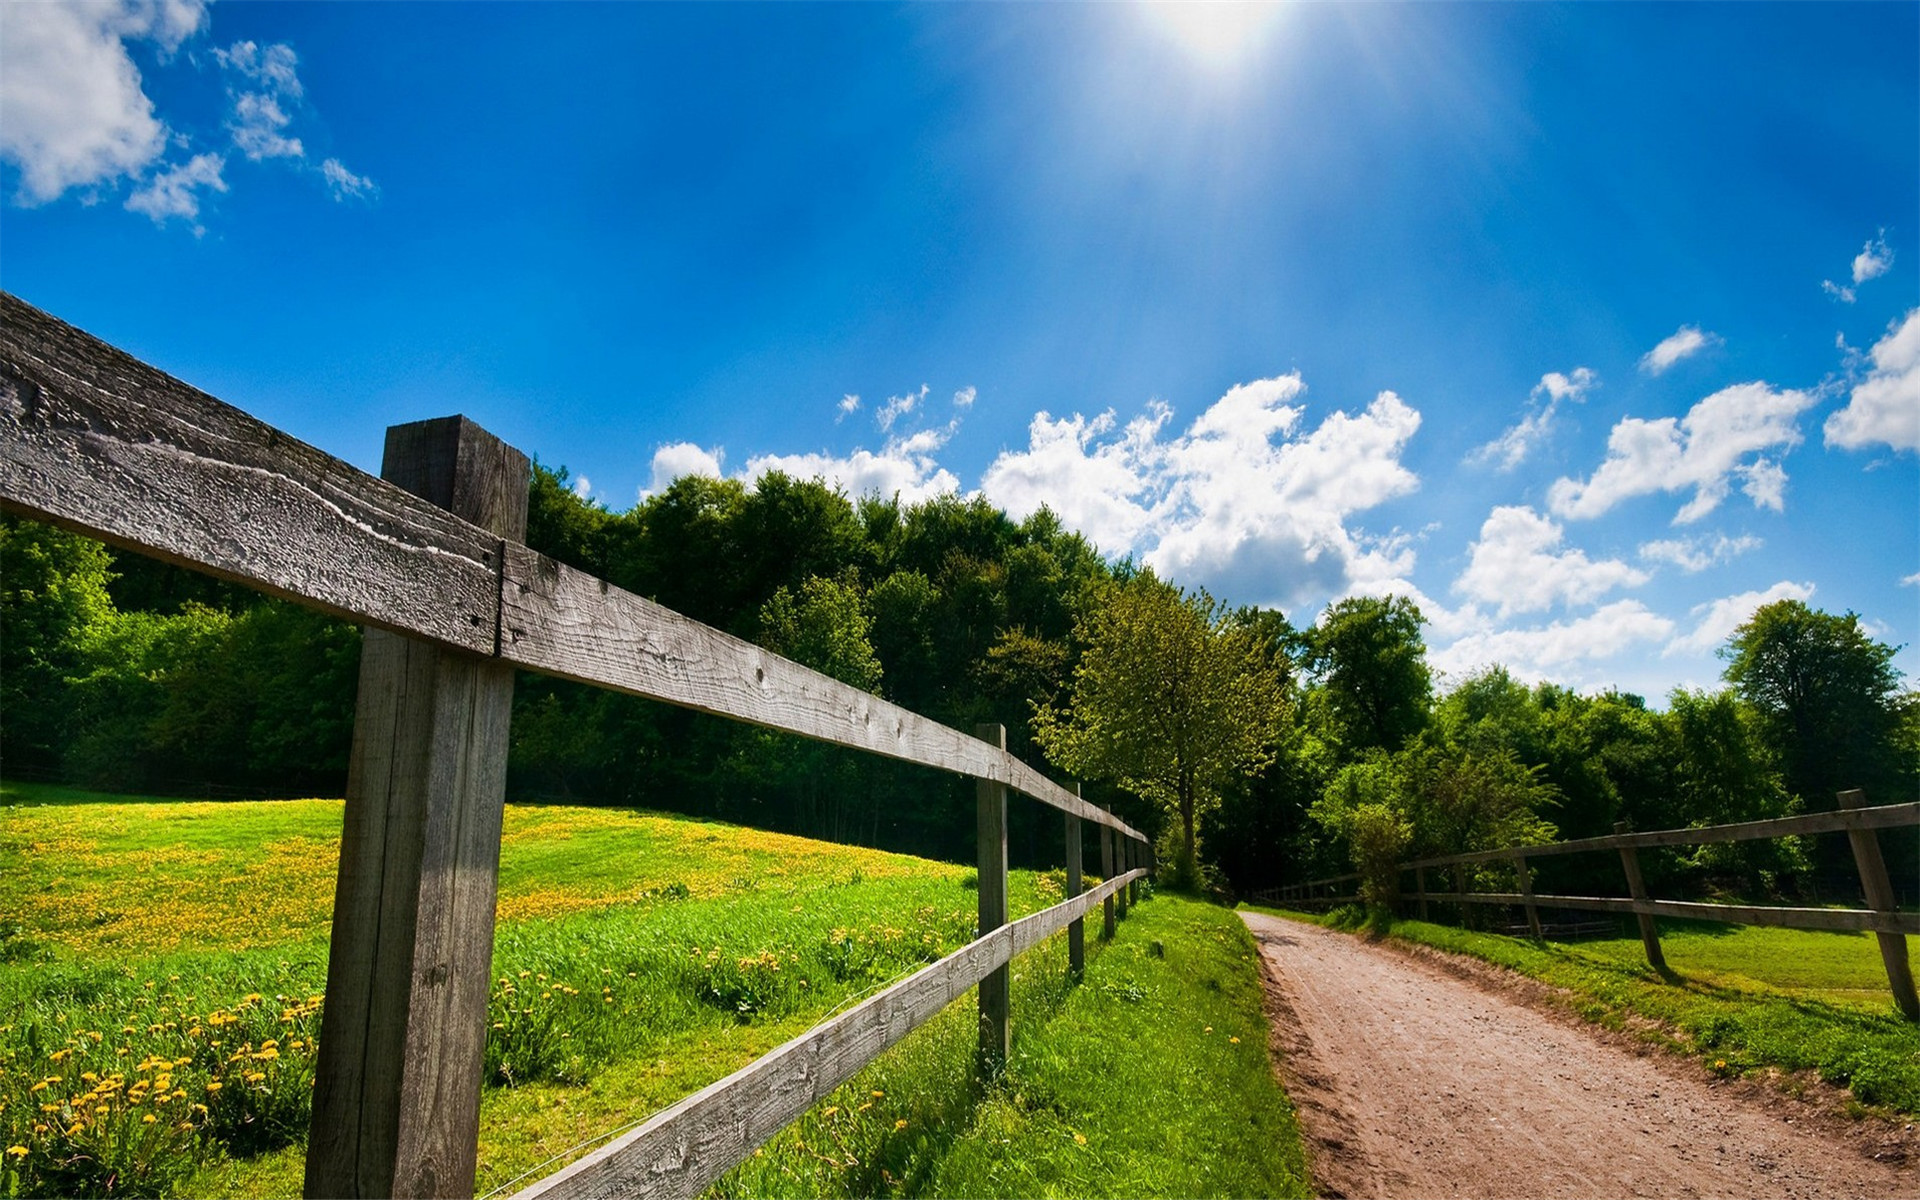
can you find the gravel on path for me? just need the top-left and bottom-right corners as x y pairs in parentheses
(1241, 911), (1916, 1200)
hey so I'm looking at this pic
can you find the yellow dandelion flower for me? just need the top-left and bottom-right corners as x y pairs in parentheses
(1230, 1036), (1241, 1044)
(1074, 1132), (1087, 1146)
(894, 1119), (908, 1131)
(6, 1146), (26, 1159)
(143, 1114), (157, 1124)
(205, 1082), (222, 1093)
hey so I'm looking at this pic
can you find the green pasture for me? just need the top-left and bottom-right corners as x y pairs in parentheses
(1, 784), (1306, 1198)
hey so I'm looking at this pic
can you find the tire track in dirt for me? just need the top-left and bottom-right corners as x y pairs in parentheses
(1242, 911), (1916, 1199)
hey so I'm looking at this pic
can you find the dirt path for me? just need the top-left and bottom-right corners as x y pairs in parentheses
(1241, 912), (1916, 1199)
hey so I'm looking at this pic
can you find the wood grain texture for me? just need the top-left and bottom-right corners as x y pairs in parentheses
(496, 545), (1144, 839)
(1838, 791), (1919, 1020)
(1100, 817), (1116, 942)
(1446, 892), (1920, 935)
(1065, 802), (1084, 977)
(975, 724), (1010, 1077)
(1512, 853), (1543, 940)
(1613, 821), (1666, 972)
(0, 293), (1145, 842)
(511, 869), (1146, 1200)
(305, 418), (525, 1199)
(1402, 803), (1920, 870)
(0, 292), (502, 655)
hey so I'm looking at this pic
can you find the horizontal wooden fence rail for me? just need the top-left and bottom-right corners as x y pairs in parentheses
(1277, 796), (1919, 1019)
(0, 292), (1141, 841)
(1403, 802), (1920, 870)
(513, 869), (1147, 1200)
(0, 291), (1159, 1198)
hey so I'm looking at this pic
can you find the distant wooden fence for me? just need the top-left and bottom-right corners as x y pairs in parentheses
(0, 292), (1155, 1199)
(1258, 797), (1920, 1020)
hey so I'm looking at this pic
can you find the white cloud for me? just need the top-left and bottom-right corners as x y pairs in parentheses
(953, 386), (977, 410)
(982, 407), (1169, 553)
(0, 0), (208, 203)
(1639, 325), (1721, 375)
(746, 429), (961, 506)
(228, 91), (303, 160)
(1453, 506), (1647, 617)
(213, 39), (302, 95)
(1826, 232), (1895, 302)
(1469, 367), (1597, 471)
(1902, 572), (1920, 588)
(123, 151), (225, 230)
(1669, 580), (1815, 656)
(571, 474), (592, 499)
(982, 374), (1424, 610)
(835, 393), (861, 422)
(1825, 308), (1920, 453)
(876, 385), (927, 433)
(1853, 233), (1894, 284)
(320, 157), (375, 200)
(1547, 381), (1815, 524)
(0, 9), (372, 223)
(643, 442), (725, 497)
(1430, 600), (1677, 686)
(1637, 533), (1761, 573)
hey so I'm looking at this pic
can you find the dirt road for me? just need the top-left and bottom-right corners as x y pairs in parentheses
(1241, 912), (1916, 1199)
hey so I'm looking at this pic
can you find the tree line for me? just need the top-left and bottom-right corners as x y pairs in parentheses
(4, 464), (1914, 900)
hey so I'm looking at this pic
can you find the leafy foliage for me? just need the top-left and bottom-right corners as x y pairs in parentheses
(1034, 573), (1287, 889)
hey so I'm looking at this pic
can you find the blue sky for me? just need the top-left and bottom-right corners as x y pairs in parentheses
(4, 1), (1916, 702)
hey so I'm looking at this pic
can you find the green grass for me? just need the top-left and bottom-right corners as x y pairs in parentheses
(3, 784), (1307, 1198)
(1252, 904), (1920, 1114)
(709, 894), (1310, 1200)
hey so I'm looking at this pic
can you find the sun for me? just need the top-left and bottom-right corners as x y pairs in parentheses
(1137, 0), (1289, 73)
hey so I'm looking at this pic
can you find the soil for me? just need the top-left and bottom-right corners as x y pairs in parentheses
(1240, 911), (1918, 1200)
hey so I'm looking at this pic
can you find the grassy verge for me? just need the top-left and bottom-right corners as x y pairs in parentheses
(711, 894), (1311, 1200)
(3, 785), (1308, 1198)
(1250, 904), (1920, 1115)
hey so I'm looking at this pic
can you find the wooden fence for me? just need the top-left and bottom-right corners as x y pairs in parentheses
(0, 292), (1155, 1198)
(1260, 796), (1920, 1020)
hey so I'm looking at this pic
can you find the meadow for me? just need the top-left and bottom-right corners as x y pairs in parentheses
(1252, 904), (1920, 1115)
(1, 783), (1308, 1198)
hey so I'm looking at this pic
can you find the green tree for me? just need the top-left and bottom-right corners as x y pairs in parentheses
(757, 575), (882, 692)
(1721, 599), (1907, 808)
(1307, 595), (1432, 757)
(1034, 572), (1287, 889)
(0, 517), (117, 771)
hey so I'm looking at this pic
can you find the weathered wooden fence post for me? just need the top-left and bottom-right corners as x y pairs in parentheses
(1838, 790), (1920, 1020)
(1066, 784), (1085, 978)
(1613, 820), (1666, 972)
(1117, 836), (1131, 920)
(1454, 863), (1470, 925)
(1101, 806), (1117, 940)
(1513, 851), (1543, 940)
(1415, 865), (1429, 923)
(975, 724), (1010, 1076)
(307, 416), (528, 1200)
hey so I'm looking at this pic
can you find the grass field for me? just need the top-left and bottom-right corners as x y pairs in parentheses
(1, 782), (1308, 1198)
(1250, 904), (1920, 1115)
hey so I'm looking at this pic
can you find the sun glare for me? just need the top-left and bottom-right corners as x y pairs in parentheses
(1138, 0), (1288, 73)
